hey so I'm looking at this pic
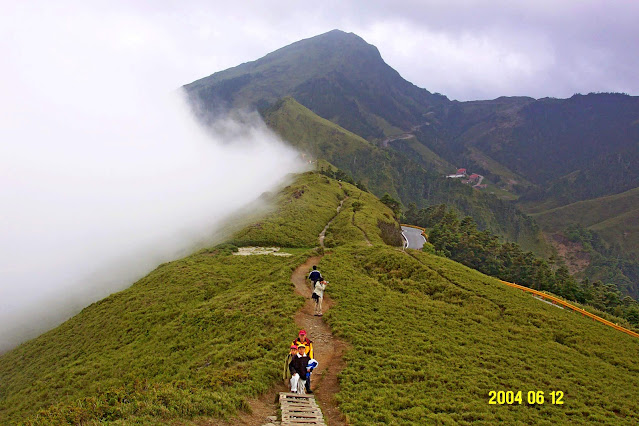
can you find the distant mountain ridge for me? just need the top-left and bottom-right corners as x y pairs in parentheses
(184, 29), (639, 279)
(186, 30), (639, 207)
(185, 30), (447, 139)
(264, 97), (550, 255)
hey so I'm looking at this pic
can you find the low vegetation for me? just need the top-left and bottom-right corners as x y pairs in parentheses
(320, 245), (639, 424)
(322, 181), (401, 248)
(265, 97), (551, 256)
(230, 172), (343, 248)
(562, 224), (639, 301)
(0, 171), (398, 424)
(0, 250), (306, 424)
(405, 204), (639, 327)
(2, 170), (638, 425)
(533, 187), (639, 255)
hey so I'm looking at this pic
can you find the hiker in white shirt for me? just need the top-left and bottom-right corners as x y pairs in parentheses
(312, 280), (328, 316)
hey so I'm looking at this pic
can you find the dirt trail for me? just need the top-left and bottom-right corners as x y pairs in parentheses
(227, 195), (349, 426)
(291, 256), (348, 426)
(319, 196), (348, 248)
(292, 191), (349, 425)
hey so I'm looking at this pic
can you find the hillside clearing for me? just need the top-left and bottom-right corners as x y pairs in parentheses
(233, 247), (292, 256)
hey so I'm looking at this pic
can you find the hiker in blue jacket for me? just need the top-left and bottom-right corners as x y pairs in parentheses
(308, 265), (322, 291)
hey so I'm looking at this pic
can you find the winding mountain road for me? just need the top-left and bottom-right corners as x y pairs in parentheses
(401, 225), (426, 250)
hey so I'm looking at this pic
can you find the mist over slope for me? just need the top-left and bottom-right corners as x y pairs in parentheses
(0, 3), (303, 352)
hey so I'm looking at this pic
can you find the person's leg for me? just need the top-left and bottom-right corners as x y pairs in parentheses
(290, 374), (298, 392)
(298, 379), (306, 394)
(318, 296), (323, 315)
(305, 374), (312, 392)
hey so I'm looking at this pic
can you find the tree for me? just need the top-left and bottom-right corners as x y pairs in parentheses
(380, 193), (402, 217)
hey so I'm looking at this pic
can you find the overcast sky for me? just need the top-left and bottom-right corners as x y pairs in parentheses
(18, 0), (633, 101)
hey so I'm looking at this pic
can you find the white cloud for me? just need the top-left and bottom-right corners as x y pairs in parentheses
(0, 1), (304, 352)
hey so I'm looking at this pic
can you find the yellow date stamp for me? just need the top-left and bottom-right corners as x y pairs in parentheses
(488, 390), (564, 405)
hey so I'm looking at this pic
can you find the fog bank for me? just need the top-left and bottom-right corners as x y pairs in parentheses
(0, 3), (303, 352)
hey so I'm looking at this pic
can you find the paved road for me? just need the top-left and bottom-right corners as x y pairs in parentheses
(401, 226), (426, 250)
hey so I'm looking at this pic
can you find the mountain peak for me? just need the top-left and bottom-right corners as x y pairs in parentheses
(261, 29), (383, 68)
(184, 30), (443, 139)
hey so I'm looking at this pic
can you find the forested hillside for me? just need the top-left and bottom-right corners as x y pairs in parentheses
(405, 204), (639, 324)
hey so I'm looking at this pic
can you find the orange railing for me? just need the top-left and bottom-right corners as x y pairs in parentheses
(500, 280), (639, 339)
(400, 225), (638, 339)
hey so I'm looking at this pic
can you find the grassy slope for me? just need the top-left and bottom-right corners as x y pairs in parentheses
(3, 170), (638, 424)
(0, 252), (305, 425)
(230, 172), (344, 247)
(323, 181), (402, 248)
(264, 97), (552, 257)
(533, 186), (639, 252)
(467, 147), (531, 186)
(320, 246), (639, 424)
(262, 97), (400, 197)
(389, 136), (454, 173)
(590, 208), (639, 254)
(0, 172), (394, 424)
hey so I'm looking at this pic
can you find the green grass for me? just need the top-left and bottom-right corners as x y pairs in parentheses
(319, 246), (639, 425)
(2, 170), (638, 425)
(264, 97), (550, 257)
(467, 147), (532, 189)
(229, 172), (345, 248)
(389, 137), (454, 174)
(533, 186), (639, 253)
(323, 181), (400, 248)
(0, 251), (307, 425)
(590, 208), (639, 254)
(0, 171), (400, 424)
(263, 97), (399, 198)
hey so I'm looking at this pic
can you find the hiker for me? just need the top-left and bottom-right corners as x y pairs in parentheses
(308, 265), (322, 291)
(282, 344), (297, 382)
(312, 279), (328, 316)
(289, 344), (310, 394)
(292, 330), (314, 359)
(292, 330), (314, 393)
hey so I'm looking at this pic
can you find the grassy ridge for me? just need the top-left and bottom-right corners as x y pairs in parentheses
(0, 171), (399, 424)
(0, 251), (306, 424)
(263, 97), (400, 198)
(230, 172), (343, 248)
(320, 246), (639, 424)
(323, 181), (401, 248)
(3, 169), (638, 425)
(265, 97), (551, 257)
(590, 208), (639, 254)
(533, 186), (639, 254)
(467, 147), (531, 188)
(388, 137), (454, 174)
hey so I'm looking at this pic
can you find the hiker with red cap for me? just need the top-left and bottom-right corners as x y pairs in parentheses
(292, 330), (314, 359)
(292, 330), (314, 393)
